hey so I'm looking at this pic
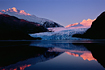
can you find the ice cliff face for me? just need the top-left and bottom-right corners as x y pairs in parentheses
(0, 7), (63, 28)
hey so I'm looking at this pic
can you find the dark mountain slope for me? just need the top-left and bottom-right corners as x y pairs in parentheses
(0, 14), (48, 40)
(72, 12), (105, 39)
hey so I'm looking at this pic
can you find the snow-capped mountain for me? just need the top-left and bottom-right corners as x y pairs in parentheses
(0, 14), (49, 40)
(0, 7), (63, 28)
(66, 23), (83, 27)
(66, 19), (95, 28)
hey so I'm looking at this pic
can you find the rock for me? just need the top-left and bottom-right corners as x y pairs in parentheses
(43, 21), (63, 28)
(72, 12), (105, 39)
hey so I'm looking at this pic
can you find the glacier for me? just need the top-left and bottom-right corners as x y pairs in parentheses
(29, 27), (90, 40)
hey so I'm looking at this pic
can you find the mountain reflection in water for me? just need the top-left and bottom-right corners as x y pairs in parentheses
(0, 40), (105, 70)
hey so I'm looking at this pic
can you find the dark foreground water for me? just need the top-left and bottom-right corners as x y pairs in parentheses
(0, 40), (105, 70)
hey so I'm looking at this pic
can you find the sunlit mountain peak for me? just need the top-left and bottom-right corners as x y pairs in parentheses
(11, 7), (18, 12)
(1, 7), (31, 16)
(1, 9), (6, 12)
(19, 10), (31, 15)
(80, 19), (95, 27)
(0, 12), (3, 14)
(65, 23), (80, 28)
(6, 7), (18, 12)
(66, 19), (95, 28)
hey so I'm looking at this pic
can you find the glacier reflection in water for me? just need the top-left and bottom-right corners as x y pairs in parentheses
(0, 40), (105, 70)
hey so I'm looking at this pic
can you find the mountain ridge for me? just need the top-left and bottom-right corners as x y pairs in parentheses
(0, 7), (63, 28)
(0, 14), (49, 40)
(1, 7), (31, 15)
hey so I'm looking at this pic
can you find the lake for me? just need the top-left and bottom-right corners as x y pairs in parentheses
(0, 40), (105, 70)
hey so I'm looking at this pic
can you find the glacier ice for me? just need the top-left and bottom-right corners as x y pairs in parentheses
(29, 27), (90, 40)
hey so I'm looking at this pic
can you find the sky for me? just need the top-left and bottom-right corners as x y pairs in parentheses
(0, 0), (105, 26)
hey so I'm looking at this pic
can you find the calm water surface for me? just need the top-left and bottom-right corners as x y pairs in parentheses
(0, 40), (105, 70)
